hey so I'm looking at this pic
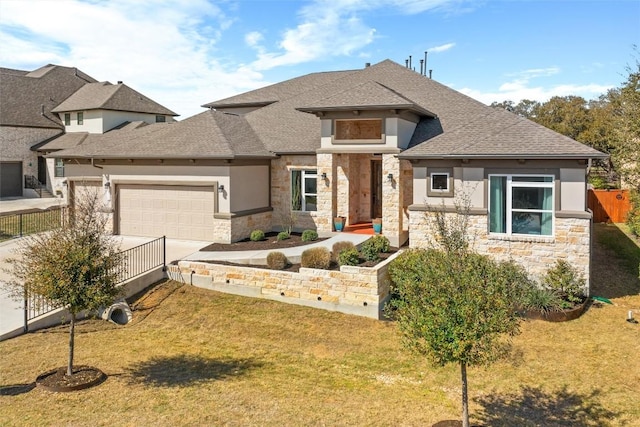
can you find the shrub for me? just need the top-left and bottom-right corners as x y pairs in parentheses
(301, 247), (331, 269)
(301, 229), (318, 242)
(361, 235), (390, 262)
(266, 252), (289, 270)
(520, 287), (563, 315)
(277, 231), (290, 241)
(250, 230), (265, 242)
(331, 241), (355, 261)
(627, 190), (640, 237)
(338, 247), (360, 266)
(541, 260), (586, 304)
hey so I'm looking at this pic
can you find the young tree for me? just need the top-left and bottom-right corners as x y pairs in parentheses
(387, 203), (524, 427)
(4, 190), (124, 376)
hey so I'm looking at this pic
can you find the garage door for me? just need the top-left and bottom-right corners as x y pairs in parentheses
(118, 184), (215, 241)
(0, 162), (22, 198)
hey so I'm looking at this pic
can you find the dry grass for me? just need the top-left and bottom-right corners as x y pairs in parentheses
(1, 227), (639, 426)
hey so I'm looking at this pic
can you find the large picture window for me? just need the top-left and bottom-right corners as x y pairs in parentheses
(291, 169), (317, 211)
(489, 175), (554, 236)
(335, 119), (382, 140)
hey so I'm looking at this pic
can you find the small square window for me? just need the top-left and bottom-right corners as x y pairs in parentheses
(64, 113), (70, 126)
(431, 173), (449, 192)
(54, 159), (65, 177)
(77, 112), (83, 125)
(156, 115), (166, 123)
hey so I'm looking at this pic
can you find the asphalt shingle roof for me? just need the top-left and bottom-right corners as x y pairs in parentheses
(50, 110), (274, 160)
(0, 64), (97, 128)
(51, 82), (178, 116)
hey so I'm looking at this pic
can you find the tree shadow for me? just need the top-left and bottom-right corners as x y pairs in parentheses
(0, 383), (35, 396)
(126, 354), (263, 387)
(474, 385), (623, 426)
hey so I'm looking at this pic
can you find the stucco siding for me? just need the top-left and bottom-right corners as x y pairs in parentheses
(229, 165), (270, 212)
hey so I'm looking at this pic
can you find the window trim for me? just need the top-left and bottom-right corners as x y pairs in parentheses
(64, 113), (70, 126)
(488, 174), (555, 236)
(156, 115), (166, 123)
(54, 158), (65, 178)
(77, 112), (84, 125)
(426, 168), (454, 198)
(430, 172), (450, 192)
(291, 169), (317, 212)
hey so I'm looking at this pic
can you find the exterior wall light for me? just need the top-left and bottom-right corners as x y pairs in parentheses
(387, 173), (393, 183)
(104, 181), (111, 189)
(218, 184), (225, 193)
(321, 172), (327, 180)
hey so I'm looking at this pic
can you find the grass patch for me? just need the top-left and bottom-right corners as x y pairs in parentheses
(1, 225), (639, 426)
(591, 223), (640, 298)
(1, 278), (639, 426)
(0, 209), (63, 242)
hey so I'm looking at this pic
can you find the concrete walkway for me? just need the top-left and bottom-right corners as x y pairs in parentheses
(0, 189), (65, 214)
(183, 232), (371, 265)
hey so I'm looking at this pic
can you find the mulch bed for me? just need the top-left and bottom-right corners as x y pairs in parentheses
(200, 232), (328, 252)
(35, 365), (106, 392)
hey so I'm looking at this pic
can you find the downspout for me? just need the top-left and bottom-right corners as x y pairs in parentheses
(91, 158), (103, 169)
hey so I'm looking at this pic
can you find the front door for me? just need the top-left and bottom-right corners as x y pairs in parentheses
(371, 160), (382, 219)
(37, 156), (47, 185)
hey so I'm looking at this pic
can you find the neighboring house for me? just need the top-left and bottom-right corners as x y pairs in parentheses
(0, 65), (97, 197)
(0, 64), (177, 198)
(50, 59), (607, 285)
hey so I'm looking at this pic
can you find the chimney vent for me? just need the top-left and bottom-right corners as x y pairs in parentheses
(117, 81), (123, 84)
(365, 62), (370, 68)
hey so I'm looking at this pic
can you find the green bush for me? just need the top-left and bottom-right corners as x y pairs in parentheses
(331, 241), (355, 261)
(541, 259), (586, 304)
(266, 252), (289, 270)
(338, 247), (360, 266)
(627, 190), (640, 237)
(520, 286), (563, 314)
(301, 229), (318, 242)
(301, 247), (331, 269)
(277, 231), (290, 241)
(250, 229), (265, 242)
(361, 235), (390, 262)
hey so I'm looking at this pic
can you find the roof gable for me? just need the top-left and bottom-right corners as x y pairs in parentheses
(51, 82), (178, 116)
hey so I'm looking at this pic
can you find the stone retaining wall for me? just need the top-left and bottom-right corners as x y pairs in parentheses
(168, 252), (401, 319)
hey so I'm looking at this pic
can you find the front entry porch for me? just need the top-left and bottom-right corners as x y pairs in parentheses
(315, 152), (411, 247)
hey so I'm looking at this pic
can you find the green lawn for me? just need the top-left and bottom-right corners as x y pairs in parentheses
(0, 225), (639, 426)
(0, 209), (63, 242)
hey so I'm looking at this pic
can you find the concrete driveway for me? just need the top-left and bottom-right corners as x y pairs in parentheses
(0, 235), (206, 338)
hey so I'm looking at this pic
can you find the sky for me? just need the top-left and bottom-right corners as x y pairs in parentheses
(1, 0), (638, 119)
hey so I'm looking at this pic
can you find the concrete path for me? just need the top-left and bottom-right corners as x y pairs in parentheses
(0, 189), (65, 214)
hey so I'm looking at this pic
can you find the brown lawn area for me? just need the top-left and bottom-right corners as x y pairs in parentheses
(0, 224), (639, 426)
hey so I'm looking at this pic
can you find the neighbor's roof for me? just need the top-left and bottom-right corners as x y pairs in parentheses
(51, 81), (178, 116)
(49, 110), (274, 160)
(0, 64), (97, 128)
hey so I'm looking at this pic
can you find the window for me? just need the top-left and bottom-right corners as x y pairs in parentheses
(64, 113), (70, 126)
(54, 159), (65, 177)
(335, 119), (382, 140)
(489, 175), (554, 236)
(156, 115), (166, 123)
(430, 173), (449, 192)
(77, 112), (83, 125)
(291, 170), (317, 211)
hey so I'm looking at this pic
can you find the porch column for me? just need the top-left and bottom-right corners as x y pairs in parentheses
(382, 154), (403, 247)
(316, 152), (334, 234)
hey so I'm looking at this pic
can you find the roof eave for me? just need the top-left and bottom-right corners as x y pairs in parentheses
(296, 104), (437, 118)
(398, 153), (610, 160)
(201, 100), (277, 109)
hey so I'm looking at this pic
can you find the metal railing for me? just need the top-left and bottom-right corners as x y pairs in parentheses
(0, 207), (65, 241)
(24, 175), (43, 198)
(23, 236), (166, 329)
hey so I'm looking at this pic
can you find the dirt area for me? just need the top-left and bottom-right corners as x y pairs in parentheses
(200, 232), (328, 252)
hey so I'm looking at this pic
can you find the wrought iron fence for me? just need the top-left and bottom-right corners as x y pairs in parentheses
(23, 236), (166, 329)
(0, 207), (65, 241)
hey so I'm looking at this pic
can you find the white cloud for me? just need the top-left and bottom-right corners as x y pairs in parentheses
(0, 0), (266, 118)
(457, 67), (612, 105)
(245, 31), (264, 48)
(428, 43), (455, 53)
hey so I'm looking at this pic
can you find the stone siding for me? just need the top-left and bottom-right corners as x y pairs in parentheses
(230, 211), (273, 242)
(169, 252), (400, 319)
(409, 210), (592, 289)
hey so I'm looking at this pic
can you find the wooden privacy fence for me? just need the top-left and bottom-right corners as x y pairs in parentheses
(587, 189), (631, 223)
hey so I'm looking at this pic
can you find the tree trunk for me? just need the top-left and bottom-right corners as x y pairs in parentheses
(461, 361), (469, 427)
(67, 312), (76, 376)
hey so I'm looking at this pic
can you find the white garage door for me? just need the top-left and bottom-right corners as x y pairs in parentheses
(118, 184), (215, 241)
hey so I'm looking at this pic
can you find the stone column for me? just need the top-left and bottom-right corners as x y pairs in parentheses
(316, 153), (334, 233)
(382, 154), (402, 247)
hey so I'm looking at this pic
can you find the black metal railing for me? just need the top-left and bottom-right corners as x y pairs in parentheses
(0, 207), (65, 242)
(23, 236), (166, 328)
(24, 175), (43, 198)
